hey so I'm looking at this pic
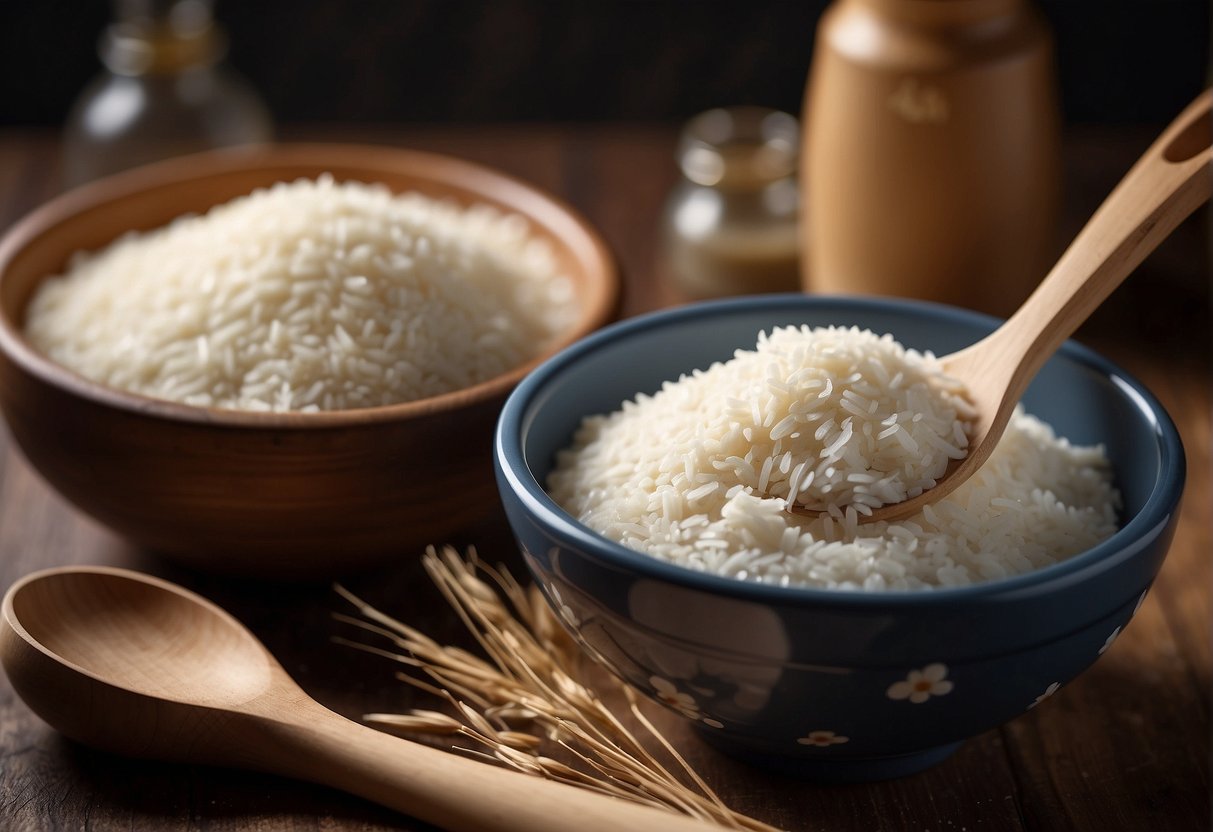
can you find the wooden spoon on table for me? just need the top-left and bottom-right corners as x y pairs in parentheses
(0, 566), (720, 832)
(830, 88), (1211, 525)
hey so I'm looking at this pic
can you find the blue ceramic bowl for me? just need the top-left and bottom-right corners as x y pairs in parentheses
(494, 295), (1184, 781)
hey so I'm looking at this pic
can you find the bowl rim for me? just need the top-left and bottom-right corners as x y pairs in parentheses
(496, 293), (1186, 609)
(0, 142), (619, 428)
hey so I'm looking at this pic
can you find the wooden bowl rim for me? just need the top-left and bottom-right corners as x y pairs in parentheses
(0, 143), (619, 428)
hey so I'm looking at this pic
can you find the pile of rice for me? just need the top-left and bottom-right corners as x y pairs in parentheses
(548, 325), (1120, 591)
(25, 176), (577, 412)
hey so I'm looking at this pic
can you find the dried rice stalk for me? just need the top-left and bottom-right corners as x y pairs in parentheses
(334, 545), (778, 832)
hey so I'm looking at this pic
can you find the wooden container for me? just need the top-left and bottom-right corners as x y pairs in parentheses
(0, 145), (618, 578)
(802, 0), (1062, 316)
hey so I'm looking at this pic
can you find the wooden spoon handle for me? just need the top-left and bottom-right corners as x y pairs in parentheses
(253, 702), (723, 832)
(967, 88), (1211, 391)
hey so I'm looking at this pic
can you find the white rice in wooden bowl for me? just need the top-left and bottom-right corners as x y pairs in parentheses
(24, 176), (577, 412)
(548, 325), (1120, 591)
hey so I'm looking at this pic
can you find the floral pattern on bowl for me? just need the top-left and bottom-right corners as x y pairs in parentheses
(496, 295), (1184, 781)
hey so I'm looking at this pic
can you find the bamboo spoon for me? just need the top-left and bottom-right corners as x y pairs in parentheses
(0, 566), (719, 832)
(808, 88), (1211, 525)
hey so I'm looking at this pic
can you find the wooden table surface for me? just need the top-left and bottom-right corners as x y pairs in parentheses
(0, 124), (1208, 832)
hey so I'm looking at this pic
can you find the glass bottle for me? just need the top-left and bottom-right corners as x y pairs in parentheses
(802, 0), (1062, 316)
(661, 107), (802, 299)
(63, 0), (273, 187)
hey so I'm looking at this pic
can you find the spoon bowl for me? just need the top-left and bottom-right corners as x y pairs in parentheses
(0, 566), (716, 832)
(0, 567), (281, 764)
(6, 568), (274, 708)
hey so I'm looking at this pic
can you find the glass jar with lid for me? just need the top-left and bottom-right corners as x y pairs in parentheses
(660, 107), (802, 300)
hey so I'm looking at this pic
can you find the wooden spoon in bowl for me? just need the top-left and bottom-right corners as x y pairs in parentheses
(0, 566), (719, 832)
(804, 88), (1211, 525)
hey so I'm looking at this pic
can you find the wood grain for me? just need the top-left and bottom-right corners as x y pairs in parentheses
(0, 124), (1208, 832)
(1, 567), (726, 832)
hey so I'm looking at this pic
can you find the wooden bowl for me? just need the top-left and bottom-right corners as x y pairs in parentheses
(0, 144), (618, 578)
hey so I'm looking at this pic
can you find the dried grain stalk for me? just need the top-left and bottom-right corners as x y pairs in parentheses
(334, 545), (778, 832)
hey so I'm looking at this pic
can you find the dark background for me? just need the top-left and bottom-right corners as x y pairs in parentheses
(1, 0), (1209, 128)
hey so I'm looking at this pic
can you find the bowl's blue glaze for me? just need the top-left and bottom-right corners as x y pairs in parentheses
(494, 295), (1184, 780)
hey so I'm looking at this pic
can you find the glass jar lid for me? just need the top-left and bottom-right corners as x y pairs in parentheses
(677, 107), (800, 190)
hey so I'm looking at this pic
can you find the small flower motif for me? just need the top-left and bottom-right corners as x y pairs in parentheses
(650, 675), (700, 717)
(1134, 590), (1148, 616)
(1029, 682), (1061, 709)
(886, 663), (954, 704)
(649, 675), (722, 728)
(797, 730), (849, 747)
(1099, 626), (1122, 655)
